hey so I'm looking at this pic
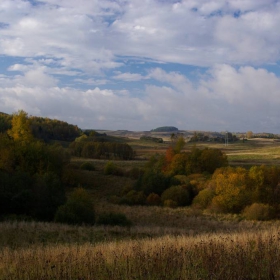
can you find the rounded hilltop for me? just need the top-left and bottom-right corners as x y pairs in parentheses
(151, 126), (178, 132)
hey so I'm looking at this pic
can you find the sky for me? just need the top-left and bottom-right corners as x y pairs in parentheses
(1, 0), (280, 133)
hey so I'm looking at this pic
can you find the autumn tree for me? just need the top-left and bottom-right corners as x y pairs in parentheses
(211, 167), (251, 213)
(8, 110), (33, 143)
(199, 148), (228, 173)
(246, 131), (253, 139)
(163, 147), (175, 173)
(167, 152), (189, 176)
(0, 110), (70, 220)
(249, 165), (280, 205)
(173, 136), (186, 154)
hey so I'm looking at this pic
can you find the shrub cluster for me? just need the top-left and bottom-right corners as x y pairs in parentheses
(80, 162), (95, 171)
(161, 186), (190, 207)
(243, 203), (275, 221)
(192, 166), (280, 218)
(70, 141), (134, 160)
(104, 161), (124, 176)
(55, 188), (95, 225)
(96, 212), (132, 227)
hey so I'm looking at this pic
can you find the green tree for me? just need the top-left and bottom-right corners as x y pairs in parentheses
(192, 188), (215, 209)
(199, 148), (228, 173)
(186, 146), (202, 174)
(55, 188), (95, 225)
(249, 165), (280, 205)
(0, 112), (11, 133)
(33, 172), (66, 220)
(135, 169), (170, 195)
(173, 136), (186, 154)
(161, 185), (190, 207)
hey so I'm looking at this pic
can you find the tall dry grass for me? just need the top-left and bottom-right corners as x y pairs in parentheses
(1, 227), (280, 279)
(1, 212), (278, 249)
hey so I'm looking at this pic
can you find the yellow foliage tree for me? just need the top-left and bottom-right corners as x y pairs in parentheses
(167, 152), (188, 176)
(8, 110), (33, 143)
(211, 167), (250, 213)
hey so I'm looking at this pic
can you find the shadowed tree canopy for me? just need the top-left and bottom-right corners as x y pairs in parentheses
(0, 112), (11, 133)
(151, 126), (178, 132)
(0, 110), (70, 221)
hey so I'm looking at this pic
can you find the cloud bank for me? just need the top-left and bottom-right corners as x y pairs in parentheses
(0, 0), (280, 132)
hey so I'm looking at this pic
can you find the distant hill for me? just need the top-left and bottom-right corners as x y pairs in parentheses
(151, 126), (179, 132)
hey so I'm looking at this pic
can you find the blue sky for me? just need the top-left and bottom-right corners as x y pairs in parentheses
(1, 0), (280, 133)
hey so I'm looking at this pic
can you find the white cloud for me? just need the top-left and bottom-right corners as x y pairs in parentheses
(148, 68), (192, 92)
(1, 0), (280, 71)
(7, 62), (58, 87)
(1, 65), (280, 132)
(203, 64), (280, 108)
(113, 72), (145, 81)
(1, 1), (280, 133)
(215, 11), (280, 64)
(74, 78), (108, 86)
(24, 69), (58, 87)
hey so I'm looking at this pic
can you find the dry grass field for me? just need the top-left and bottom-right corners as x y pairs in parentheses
(1, 222), (280, 279)
(2, 137), (280, 279)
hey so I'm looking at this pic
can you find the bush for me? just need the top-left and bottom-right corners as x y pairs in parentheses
(192, 188), (215, 209)
(104, 161), (123, 176)
(80, 162), (95, 171)
(136, 169), (171, 195)
(126, 167), (144, 179)
(161, 185), (190, 207)
(173, 175), (189, 184)
(97, 212), (132, 227)
(54, 188), (95, 225)
(66, 162), (80, 170)
(33, 172), (66, 221)
(243, 203), (275, 221)
(146, 193), (161, 206)
(163, 199), (178, 208)
(120, 190), (146, 205)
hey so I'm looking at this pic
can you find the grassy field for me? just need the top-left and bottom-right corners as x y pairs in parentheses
(129, 137), (280, 165)
(2, 137), (280, 279)
(1, 221), (280, 279)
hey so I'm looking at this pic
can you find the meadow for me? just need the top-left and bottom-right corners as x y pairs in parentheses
(1, 137), (280, 279)
(1, 221), (280, 279)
